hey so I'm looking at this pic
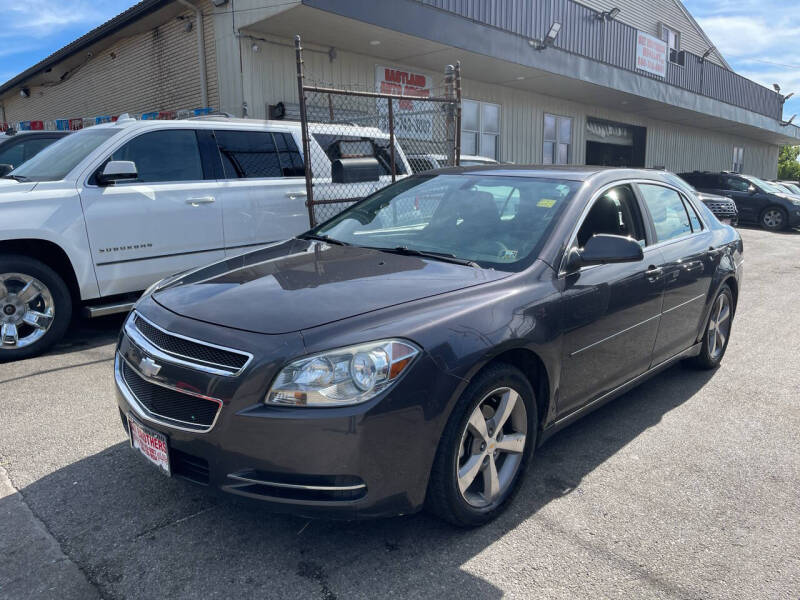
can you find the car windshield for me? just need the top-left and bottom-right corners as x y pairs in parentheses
(779, 182), (800, 194)
(313, 174), (580, 271)
(741, 175), (783, 194)
(9, 128), (118, 182)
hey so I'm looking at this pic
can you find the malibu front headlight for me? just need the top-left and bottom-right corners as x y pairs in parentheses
(266, 339), (420, 407)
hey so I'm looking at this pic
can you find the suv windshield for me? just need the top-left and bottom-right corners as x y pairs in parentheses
(9, 128), (118, 182)
(314, 174), (580, 271)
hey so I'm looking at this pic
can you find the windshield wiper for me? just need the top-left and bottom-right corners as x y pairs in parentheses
(298, 233), (350, 246)
(367, 246), (481, 268)
(2, 174), (28, 182)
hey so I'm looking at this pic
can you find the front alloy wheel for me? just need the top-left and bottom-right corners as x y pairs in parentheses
(0, 255), (72, 362)
(427, 363), (536, 527)
(457, 387), (527, 508)
(0, 273), (55, 349)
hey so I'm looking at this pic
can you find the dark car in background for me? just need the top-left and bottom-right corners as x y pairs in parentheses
(115, 166), (742, 527)
(0, 130), (69, 176)
(696, 192), (738, 227)
(679, 171), (800, 231)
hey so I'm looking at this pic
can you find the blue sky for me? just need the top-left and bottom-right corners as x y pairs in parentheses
(1, 0), (798, 123)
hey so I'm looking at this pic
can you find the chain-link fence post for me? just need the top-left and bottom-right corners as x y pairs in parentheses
(387, 98), (397, 183)
(295, 35), (317, 228)
(444, 64), (456, 167)
(454, 61), (462, 166)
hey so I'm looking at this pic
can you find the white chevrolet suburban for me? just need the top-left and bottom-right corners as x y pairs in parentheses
(0, 115), (411, 361)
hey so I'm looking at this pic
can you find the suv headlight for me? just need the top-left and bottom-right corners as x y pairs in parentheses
(266, 339), (420, 407)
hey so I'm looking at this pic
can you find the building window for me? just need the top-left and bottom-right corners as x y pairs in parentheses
(462, 99), (500, 159)
(543, 113), (572, 165)
(732, 146), (744, 173)
(659, 23), (685, 66)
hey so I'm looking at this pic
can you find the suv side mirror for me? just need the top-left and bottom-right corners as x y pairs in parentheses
(567, 234), (644, 270)
(97, 160), (138, 185)
(747, 185), (757, 194)
(0, 164), (13, 177)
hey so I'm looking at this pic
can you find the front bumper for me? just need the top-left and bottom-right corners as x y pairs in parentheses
(114, 302), (462, 519)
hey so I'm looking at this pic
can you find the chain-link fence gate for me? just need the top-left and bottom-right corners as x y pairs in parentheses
(294, 35), (462, 226)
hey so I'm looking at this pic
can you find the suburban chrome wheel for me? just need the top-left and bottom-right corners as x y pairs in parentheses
(707, 292), (731, 361)
(762, 208), (785, 230)
(456, 387), (527, 508)
(0, 273), (55, 350)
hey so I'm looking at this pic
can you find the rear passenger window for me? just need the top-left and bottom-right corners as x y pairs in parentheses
(638, 184), (692, 242)
(683, 198), (704, 231)
(111, 130), (204, 183)
(215, 130), (281, 178)
(273, 133), (305, 177)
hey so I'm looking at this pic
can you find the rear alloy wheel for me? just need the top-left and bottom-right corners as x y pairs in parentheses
(0, 256), (72, 362)
(760, 207), (787, 231)
(427, 363), (537, 527)
(687, 285), (734, 370)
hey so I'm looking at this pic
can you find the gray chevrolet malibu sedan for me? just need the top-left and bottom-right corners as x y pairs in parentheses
(115, 166), (742, 527)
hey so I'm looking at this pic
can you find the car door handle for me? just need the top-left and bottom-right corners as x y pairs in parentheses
(286, 190), (308, 199)
(645, 266), (663, 282)
(186, 196), (215, 206)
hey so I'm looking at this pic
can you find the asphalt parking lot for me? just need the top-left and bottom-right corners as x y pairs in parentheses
(1, 226), (798, 600)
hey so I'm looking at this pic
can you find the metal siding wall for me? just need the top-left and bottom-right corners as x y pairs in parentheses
(1, 0), (218, 122)
(415, 0), (782, 120)
(241, 39), (778, 179)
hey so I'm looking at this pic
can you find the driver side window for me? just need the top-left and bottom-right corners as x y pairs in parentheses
(576, 185), (646, 248)
(723, 177), (750, 192)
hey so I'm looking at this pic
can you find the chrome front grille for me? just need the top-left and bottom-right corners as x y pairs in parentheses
(118, 355), (222, 432)
(129, 312), (252, 376)
(703, 201), (738, 218)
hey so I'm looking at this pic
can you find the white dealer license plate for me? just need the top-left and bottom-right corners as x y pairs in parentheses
(128, 414), (171, 475)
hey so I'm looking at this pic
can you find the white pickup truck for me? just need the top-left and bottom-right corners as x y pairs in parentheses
(0, 115), (411, 361)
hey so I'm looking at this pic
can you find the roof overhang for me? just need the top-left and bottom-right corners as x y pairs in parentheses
(242, 0), (800, 146)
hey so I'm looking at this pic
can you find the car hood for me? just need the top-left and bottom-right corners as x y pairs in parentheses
(152, 239), (510, 334)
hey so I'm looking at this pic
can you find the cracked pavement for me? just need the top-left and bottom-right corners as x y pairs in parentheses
(0, 226), (798, 599)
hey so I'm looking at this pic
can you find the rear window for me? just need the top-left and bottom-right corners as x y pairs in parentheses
(313, 133), (407, 176)
(215, 130), (304, 179)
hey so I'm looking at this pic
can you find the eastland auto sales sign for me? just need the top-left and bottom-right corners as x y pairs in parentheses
(635, 31), (667, 77)
(376, 66), (433, 140)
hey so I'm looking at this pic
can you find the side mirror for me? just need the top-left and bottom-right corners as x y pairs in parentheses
(747, 185), (757, 194)
(0, 164), (13, 177)
(567, 234), (644, 270)
(97, 160), (138, 185)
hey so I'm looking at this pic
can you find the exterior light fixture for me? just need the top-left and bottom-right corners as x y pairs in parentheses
(528, 22), (561, 50)
(19, 88), (29, 98)
(597, 7), (621, 21)
(782, 92), (794, 102)
(773, 83), (781, 93)
(251, 43), (260, 52)
(780, 114), (796, 126)
(700, 47), (713, 62)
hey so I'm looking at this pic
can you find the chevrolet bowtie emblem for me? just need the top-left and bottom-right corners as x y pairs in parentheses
(139, 356), (162, 378)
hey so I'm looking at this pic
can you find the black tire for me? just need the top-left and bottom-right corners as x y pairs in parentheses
(426, 363), (537, 527)
(760, 206), (788, 231)
(0, 254), (72, 362)
(686, 285), (734, 370)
